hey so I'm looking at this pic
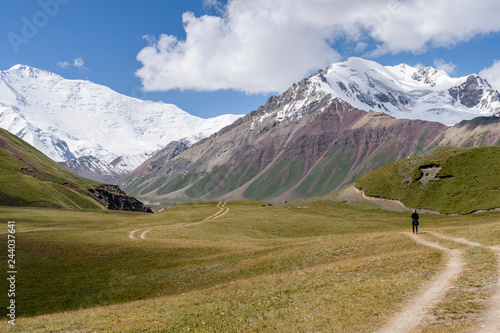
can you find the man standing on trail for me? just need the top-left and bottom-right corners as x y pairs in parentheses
(411, 209), (419, 234)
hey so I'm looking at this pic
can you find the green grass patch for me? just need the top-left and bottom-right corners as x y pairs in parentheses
(355, 146), (500, 214)
(156, 169), (200, 196)
(244, 158), (304, 201)
(0, 128), (104, 210)
(203, 157), (259, 199)
(293, 146), (354, 198)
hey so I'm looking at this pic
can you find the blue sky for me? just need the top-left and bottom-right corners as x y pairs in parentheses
(1, 0), (500, 118)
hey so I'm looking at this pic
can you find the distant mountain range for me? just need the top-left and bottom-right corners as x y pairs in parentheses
(1, 58), (499, 205)
(121, 58), (500, 205)
(0, 65), (242, 181)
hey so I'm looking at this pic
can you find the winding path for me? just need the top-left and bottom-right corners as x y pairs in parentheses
(128, 201), (229, 240)
(428, 232), (500, 333)
(376, 232), (465, 333)
(377, 231), (500, 332)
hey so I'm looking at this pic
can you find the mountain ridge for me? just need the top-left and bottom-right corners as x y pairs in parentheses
(121, 58), (500, 205)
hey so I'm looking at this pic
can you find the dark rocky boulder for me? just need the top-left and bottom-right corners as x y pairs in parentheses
(88, 184), (153, 213)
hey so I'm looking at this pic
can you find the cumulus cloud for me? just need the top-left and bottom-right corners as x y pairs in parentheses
(56, 61), (71, 69)
(479, 60), (500, 91)
(57, 57), (88, 70)
(136, 10), (339, 94)
(434, 59), (456, 75)
(73, 57), (85, 68)
(136, 0), (500, 94)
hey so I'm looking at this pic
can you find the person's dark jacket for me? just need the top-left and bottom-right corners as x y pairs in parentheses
(411, 212), (419, 225)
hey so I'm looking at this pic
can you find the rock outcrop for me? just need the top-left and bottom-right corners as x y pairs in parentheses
(88, 185), (153, 213)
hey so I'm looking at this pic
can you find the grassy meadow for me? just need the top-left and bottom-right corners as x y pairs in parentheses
(1, 198), (499, 332)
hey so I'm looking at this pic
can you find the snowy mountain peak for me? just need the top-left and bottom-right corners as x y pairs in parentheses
(273, 57), (500, 126)
(0, 65), (243, 176)
(463, 74), (492, 90)
(410, 66), (450, 86)
(340, 57), (385, 71)
(8, 64), (25, 71)
(6, 64), (59, 80)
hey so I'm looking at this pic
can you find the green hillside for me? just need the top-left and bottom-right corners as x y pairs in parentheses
(355, 146), (500, 214)
(0, 128), (104, 209)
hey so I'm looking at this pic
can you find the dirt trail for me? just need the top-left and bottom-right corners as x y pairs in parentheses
(203, 200), (229, 221)
(128, 229), (140, 240)
(475, 252), (500, 333)
(376, 232), (465, 333)
(428, 232), (500, 333)
(128, 201), (229, 240)
(337, 185), (500, 215)
(337, 185), (412, 213)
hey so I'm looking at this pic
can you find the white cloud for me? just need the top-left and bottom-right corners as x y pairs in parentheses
(479, 60), (500, 91)
(137, 9), (340, 94)
(136, 0), (500, 94)
(433, 59), (456, 75)
(73, 57), (85, 68)
(56, 61), (70, 69)
(202, 0), (217, 6)
(202, 0), (223, 12)
(57, 57), (88, 70)
(73, 57), (89, 71)
(354, 42), (368, 53)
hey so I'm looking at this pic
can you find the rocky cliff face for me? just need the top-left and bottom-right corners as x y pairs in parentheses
(88, 184), (153, 213)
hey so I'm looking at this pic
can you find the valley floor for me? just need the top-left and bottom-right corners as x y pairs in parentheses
(1, 198), (499, 332)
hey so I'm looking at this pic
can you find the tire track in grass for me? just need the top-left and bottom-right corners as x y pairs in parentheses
(128, 201), (229, 240)
(376, 232), (465, 333)
(128, 229), (140, 240)
(203, 200), (227, 221)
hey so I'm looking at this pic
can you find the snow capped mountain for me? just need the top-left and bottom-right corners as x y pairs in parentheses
(59, 155), (128, 184)
(1, 58), (498, 186)
(272, 57), (500, 126)
(0, 65), (243, 175)
(122, 58), (500, 204)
